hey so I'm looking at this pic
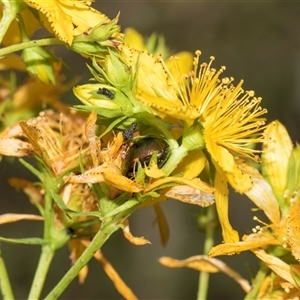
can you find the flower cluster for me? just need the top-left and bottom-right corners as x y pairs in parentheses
(0, 1), (298, 299)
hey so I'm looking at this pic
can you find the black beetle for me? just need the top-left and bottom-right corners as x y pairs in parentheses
(97, 87), (114, 99)
(122, 137), (169, 178)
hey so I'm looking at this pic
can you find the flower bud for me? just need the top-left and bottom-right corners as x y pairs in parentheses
(262, 120), (293, 196)
(103, 49), (133, 90)
(22, 46), (57, 84)
(73, 84), (133, 118)
(70, 15), (122, 58)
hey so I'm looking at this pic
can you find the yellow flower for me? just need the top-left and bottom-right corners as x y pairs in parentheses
(122, 47), (267, 242)
(23, 0), (113, 45)
(209, 121), (300, 297)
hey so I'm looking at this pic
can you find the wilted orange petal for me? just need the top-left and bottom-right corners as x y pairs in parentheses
(0, 138), (33, 156)
(9, 178), (43, 205)
(64, 166), (105, 183)
(81, 240), (138, 300)
(153, 203), (170, 246)
(0, 214), (43, 225)
(145, 176), (214, 194)
(85, 111), (101, 167)
(245, 172), (280, 224)
(253, 249), (297, 288)
(102, 165), (144, 193)
(209, 233), (280, 257)
(122, 219), (151, 246)
(64, 164), (143, 193)
(68, 239), (88, 283)
(159, 255), (219, 272)
(0, 54), (26, 71)
(159, 255), (251, 292)
(164, 185), (214, 207)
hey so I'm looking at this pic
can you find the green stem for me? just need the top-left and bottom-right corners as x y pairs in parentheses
(0, 246), (15, 300)
(197, 205), (216, 300)
(27, 170), (60, 299)
(0, 38), (65, 57)
(162, 144), (188, 175)
(44, 221), (120, 300)
(27, 245), (55, 300)
(244, 262), (268, 300)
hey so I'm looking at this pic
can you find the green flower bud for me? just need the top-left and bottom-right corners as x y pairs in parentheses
(103, 48), (132, 90)
(22, 46), (57, 84)
(73, 83), (133, 118)
(70, 15), (122, 58)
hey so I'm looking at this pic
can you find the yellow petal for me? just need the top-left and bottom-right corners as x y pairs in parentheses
(214, 171), (239, 243)
(124, 28), (145, 51)
(206, 139), (253, 193)
(25, 0), (110, 45)
(166, 51), (193, 80)
(144, 162), (166, 178)
(262, 120), (293, 194)
(119, 44), (179, 101)
(159, 255), (251, 292)
(174, 149), (206, 179)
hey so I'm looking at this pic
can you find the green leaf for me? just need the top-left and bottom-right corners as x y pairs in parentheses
(0, 237), (46, 245)
(19, 158), (43, 181)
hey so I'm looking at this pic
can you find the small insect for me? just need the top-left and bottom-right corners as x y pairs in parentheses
(123, 123), (137, 140)
(122, 137), (170, 178)
(97, 87), (114, 99)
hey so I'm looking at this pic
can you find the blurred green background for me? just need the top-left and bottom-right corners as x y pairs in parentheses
(1, 2), (300, 299)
